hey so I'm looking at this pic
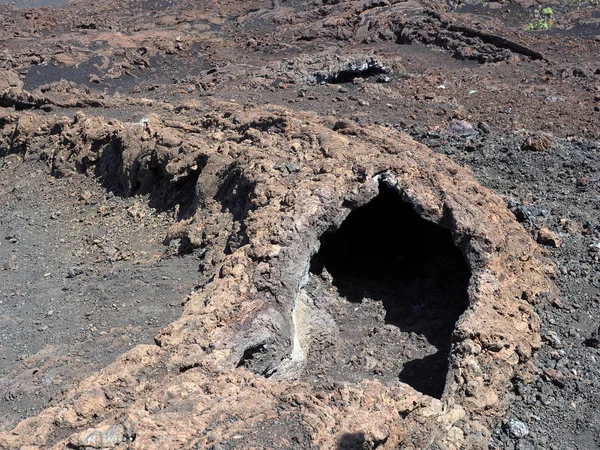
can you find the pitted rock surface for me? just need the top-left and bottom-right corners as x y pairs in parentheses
(0, 103), (555, 449)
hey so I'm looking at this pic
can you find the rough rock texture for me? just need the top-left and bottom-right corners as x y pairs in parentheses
(0, 70), (23, 92)
(521, 134), (554, 152)
(0, 102), (555, 449)
(2, 0), (600, 445)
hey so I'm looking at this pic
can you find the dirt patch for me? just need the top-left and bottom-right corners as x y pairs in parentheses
(0, 155), (199, 432)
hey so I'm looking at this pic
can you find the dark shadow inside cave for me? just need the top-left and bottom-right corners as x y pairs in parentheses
(310, 184), (470, 398)
(328, 65), (388, 84)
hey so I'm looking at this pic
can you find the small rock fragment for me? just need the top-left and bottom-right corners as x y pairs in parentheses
(521, 133), (553, 151)
(285, 161), (300, 173)
(560, 218), (579, 234)
(3, 254), (17, 270)
(79, 191), (93, 203)
(505, 419), (529, 439)
(576, 177), (589, 191)
(584, 326), (600, 349)
(67, 267), (83, 278)
(543, 331), (562, 348)
(127, 202), (146, 219)
(537, 227), (562, 248)
(446, 119), (476, 138)
(542, 368), (566, 388)
(0, 69), (23, 91)
(477, 121), (491, 134)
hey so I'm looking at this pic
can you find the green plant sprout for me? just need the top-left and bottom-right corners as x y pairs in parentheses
(525, 6), (554, 31)
(541, 6), (554, 15)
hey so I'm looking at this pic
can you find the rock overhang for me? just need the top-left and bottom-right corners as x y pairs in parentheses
(0, 103), (556, 449)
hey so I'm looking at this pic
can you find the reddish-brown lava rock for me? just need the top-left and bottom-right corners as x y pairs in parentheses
(0, 101), (556, 449)
(521, 133), (554, 152)
(537, 226), (563, 248)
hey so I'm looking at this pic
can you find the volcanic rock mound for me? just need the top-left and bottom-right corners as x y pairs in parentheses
(0, 102), (555, 449)
(301, 184), (471, 398)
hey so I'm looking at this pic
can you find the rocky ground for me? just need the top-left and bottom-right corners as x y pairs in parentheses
(0, 0), (599, 448)
(0, 154), (200, 432)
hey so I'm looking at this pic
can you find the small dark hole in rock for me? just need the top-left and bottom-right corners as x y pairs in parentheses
(308, 184), (470, 398)
(328, 65), (388, 84)
(236, 343), (268, 369)
(179, 362), (201, 373)
(336, 432), (366, 450)
(316, 60), (389, 84)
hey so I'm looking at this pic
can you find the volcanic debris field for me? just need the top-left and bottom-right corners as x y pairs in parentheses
(0, 0), (600, 448)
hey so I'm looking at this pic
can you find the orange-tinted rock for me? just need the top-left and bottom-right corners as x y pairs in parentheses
(0, 103), (556, 450)
(537, 226), (562, 248)
(521, 133), (554, 152)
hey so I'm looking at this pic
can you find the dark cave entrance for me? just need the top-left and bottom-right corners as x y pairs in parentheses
(308, 184), (470, 398)
(328, 65), (388, 84)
